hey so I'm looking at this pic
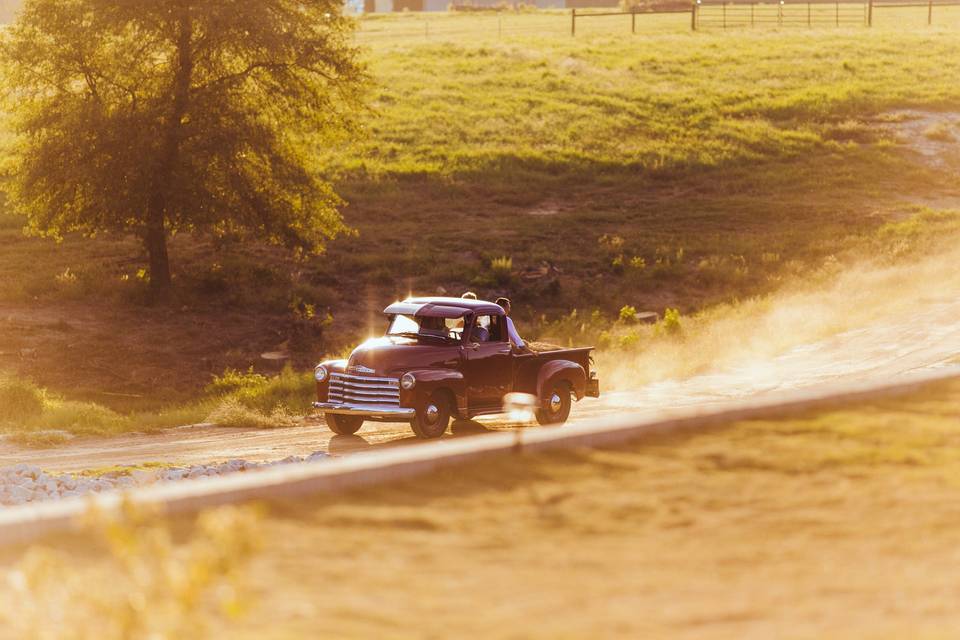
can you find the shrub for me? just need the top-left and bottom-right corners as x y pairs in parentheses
(618, 305), (638, 324)
(205, 398), (300, 429)
(490, 256), (513, 285)
(0, 376), (137, 437)
(0, 377), (45, 424)
(661, 307), (683, 336)
(619, 332), (640, 349)
(207, 368), (270, 396)
(206, 366), (315, 424)
(598, 234), (624, 253)
(41, 401), (127, 435)
(611, 254), (624, 273)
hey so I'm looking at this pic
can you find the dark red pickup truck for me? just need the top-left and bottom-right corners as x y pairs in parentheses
(312, 297), (600, 439)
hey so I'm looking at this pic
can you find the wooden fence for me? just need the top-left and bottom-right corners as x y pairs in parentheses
(567, 0), (960, 31)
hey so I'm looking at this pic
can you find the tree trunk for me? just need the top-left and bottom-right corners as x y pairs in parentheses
(146, 196), (172, 298)
(145, 2), (193, 301)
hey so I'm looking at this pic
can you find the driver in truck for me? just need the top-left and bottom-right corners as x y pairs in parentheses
(496, 297), (528, 352)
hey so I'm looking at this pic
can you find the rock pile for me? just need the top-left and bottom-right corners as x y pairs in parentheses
(0, 451), (330, 507)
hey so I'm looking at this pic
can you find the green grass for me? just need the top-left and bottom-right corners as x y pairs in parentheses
(329, 18), (960, 181)
(0, 367), (317, 443)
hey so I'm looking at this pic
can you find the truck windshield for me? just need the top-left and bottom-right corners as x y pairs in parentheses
(387, 314), (463, 342)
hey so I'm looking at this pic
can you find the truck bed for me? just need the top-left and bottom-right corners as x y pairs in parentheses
(514, 343), (595, 397)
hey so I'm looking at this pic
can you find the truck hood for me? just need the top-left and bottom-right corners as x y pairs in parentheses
(347, 336), (459, 377)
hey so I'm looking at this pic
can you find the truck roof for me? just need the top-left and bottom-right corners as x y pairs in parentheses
(383, 297), (504, 318)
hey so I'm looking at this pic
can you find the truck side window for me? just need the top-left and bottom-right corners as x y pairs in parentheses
(475, 315), (505, 342)
(490, 316), (507, 342)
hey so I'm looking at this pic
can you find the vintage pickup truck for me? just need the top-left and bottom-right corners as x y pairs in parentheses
(312, 296), (600, 439)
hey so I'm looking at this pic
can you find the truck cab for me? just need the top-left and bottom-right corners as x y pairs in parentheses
(312, 297), (600, 439)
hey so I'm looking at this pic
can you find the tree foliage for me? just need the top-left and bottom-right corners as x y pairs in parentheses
(1, 0), (366, 295)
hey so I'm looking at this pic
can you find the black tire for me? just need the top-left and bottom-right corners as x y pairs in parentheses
(410, 391), (451, 439)
(535, 381), (572, 426)
(326, 413), (364, 435)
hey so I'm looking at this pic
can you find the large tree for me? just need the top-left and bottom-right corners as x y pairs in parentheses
(1, 0), (365, 297)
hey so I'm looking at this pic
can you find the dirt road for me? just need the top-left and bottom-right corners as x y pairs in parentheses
(2, 295), (959, 473)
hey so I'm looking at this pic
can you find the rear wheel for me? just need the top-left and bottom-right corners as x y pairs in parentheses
(326, 413), (364, 435)
(535, 381), (572, 426)
(410, 392), (451, 439)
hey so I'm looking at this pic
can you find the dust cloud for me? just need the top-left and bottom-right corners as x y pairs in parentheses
(600, 245), (960, 400)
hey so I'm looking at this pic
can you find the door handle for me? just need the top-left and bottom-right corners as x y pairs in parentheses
(469, 343), (480, 351)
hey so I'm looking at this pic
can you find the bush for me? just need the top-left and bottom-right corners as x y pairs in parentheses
(205, 398), (299, 429)
(41, 401), (127, 435)
(490, 256), (513, 285)
(0, 377), (45, 424)
(0, 375), (138, 437)
(207, 368), (270, 396)
(205, 366), (315, 427)
(618, 305), (638, 324)
(661, 307), (683, 336)
(619, 332), (640, 349)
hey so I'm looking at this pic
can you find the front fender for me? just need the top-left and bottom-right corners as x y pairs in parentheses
(402, 369), (467, 418)
(315, 359), (347, 402)
(537, 360), (587, 401)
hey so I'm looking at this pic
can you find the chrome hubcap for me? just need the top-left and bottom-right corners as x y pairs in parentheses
(425, 404), (440, 424)
(549, 393), (562, 413)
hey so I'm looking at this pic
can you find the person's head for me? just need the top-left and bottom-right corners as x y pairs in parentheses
(461, 291), (478, 300)
(495, 297), (511, 315)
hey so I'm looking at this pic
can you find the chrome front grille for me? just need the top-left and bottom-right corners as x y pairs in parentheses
(328, 373), (400, 407)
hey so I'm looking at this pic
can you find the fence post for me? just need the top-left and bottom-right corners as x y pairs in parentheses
(632, 7), (636, 33)
(723, 1), (727, 28)
(778, 0), (783, 27)
(691, 1), (698, 30)
(571, 8), (576, 36)
(425, 19), (429, 38)
(807, 1), (811, 26)
(867, 0), (873, 26)
(836, 0), (839, 25)
(928, 0), (933, 24)
(498, 14), (502, 39)
(751, 2), (755, 27)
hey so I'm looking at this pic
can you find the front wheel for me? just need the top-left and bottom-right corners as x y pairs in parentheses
(326, 413), (364, 435)
(535, 382), (572, 426)
(410, 392), (451, 439)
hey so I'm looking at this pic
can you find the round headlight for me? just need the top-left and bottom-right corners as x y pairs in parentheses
(314, 365), (328, 382)
(400, 372), (416, 390)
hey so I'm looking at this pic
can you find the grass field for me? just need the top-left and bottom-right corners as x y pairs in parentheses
(2, 11), (960, 421)
(5, 377), (960, 637)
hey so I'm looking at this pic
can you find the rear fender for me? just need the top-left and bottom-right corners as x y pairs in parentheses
(537, 360), (587, 401)
(401, 369), (467, 418)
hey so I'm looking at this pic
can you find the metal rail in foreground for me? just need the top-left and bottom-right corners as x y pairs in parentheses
(1, 365), (959, 547)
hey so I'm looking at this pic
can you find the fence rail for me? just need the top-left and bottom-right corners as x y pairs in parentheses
(352, 0), (960, 41)
(570, 7), (693, 34)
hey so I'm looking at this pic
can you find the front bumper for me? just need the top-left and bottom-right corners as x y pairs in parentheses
(313, 402), (415, 420)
